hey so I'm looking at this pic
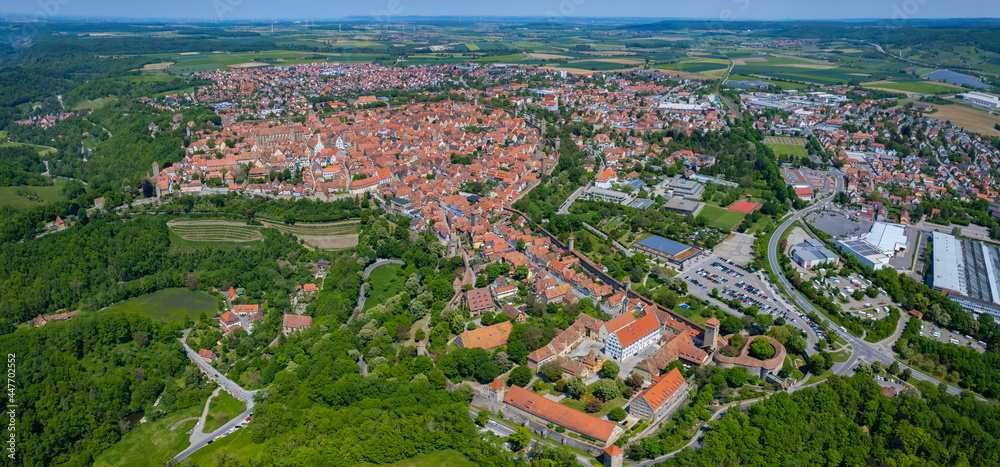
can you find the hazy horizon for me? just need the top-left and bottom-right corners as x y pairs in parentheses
(2, 0), (999, 23)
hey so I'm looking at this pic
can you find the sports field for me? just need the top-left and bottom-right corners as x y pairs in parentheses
(699, 204), (746, 231)
(765, 143), (808, 158)
(763, 136), (808, 145)
(104, 288), (217, 323)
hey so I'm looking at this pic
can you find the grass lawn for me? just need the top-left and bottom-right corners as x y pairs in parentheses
(104, 288), (218, 323)
(167, 229), (254, 253)
(805, 368), (834, 385)
(831, 349), (850, 363)
(672, 300), (716, 327)
(0, 178), (68, 209)
(363, 263), (405, 311)
(185, 428), (265, 465)
(699, 204), (746, 231)
(560, 393), (626, 419)
(93, 403), (204, 467)
(765, 143), (808, 158)
(351, 449), (478, 467)
(202, 392), (247, 433)
(0, 141), (58, 156)
(788, 357), (806, 380)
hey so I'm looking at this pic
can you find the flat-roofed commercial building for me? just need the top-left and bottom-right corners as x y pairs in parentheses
(791, 239), (840, 269)
(961, 91), (1000, 108)
(662, 197), (703, 216)
(667, 178), (704, 200)
(835, 238), (890, 270)
(585, 186), (630, 204)
(865, 222), (909, 256)
(633, 235), (700, 264)
(930, 231), (1000, 320)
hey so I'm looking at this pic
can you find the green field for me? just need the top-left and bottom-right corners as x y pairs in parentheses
(863, 80), (958, 94)
(765, 143), (808, 158)
(699, 204), (746, 231)
(763, 135), (808, 145)
(202, 392), (247, 433)
(352, 449), (479, 467)
(0, 141), (58, 156)
(560, 60), (640, 71)
(104, 288), (218, 323)
(93, 403), (204, 467)
(184, 428), (264, 465)
(363, 263), (405, 311)
(0, 178), (68, 209)
(654, 61), (728, 73)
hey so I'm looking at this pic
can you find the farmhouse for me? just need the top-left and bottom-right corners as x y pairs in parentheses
(220, 311), (242, 334)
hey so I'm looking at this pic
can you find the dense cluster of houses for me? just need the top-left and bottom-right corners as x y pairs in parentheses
(744, 90), (1000, 223)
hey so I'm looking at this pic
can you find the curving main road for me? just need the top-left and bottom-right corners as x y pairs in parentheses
(174, 329), (258, 461)
(765, 171), (977, 399)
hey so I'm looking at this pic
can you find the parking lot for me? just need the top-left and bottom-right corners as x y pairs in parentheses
(917, 320), (987, 353)
(683, 251), (820, 339)
(806, 210), (869, 239)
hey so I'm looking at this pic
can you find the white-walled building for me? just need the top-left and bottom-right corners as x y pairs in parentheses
(604, 313), (660, 360)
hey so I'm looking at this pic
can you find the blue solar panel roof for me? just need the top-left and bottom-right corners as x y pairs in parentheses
(636, 235), (691, 256)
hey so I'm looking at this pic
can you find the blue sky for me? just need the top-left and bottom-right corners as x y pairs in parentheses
(3, 0), (999, 21)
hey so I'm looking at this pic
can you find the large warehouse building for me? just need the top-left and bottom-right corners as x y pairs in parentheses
(930, 231), (1000, 320)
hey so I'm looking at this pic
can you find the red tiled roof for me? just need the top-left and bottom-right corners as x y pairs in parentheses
(613, 313), (659, 348)
(456, 321), (512, 350)
(283, 314), (313, 329)
(504, 385), (619, 443)
(636, 368), (686, 412)
(233, 304), (259, 314)
(466, 287), (495, 312)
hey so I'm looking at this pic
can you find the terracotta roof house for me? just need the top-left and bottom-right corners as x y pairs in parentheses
(633, 332), (708, 381)
(597, 312), (635, 342)
(227, 287), (237, 301)
(34, 310), (81, 328)
(282, 314), (313, 335)
(630, 368), (690, 421)
(504, 385), (624, 444)
(302, 283), (318, 293)
(198, 349), (219, 361)
(220, 311), (242, 334)
(605, 313), (660, 361)
(455, 321), (513, 350)
(233, 304), (260, 315)
(465, 287), (496, 315)
(501, 304), (527, 323)
(527, 314), (603, 370)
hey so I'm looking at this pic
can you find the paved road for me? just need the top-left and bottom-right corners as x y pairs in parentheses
(468, 410), (592, 467)
(350, 259), (406, 323)
(175, 329), (258, 461)
(765, 172), (979, 399)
